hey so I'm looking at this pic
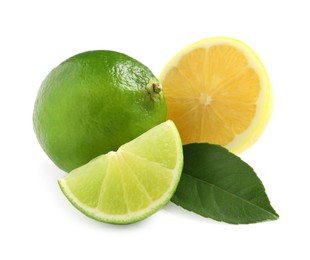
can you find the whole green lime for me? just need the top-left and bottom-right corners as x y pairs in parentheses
(33, 50), (167, 172)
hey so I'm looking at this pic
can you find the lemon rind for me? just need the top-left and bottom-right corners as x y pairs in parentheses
(159, 37), (273, 154)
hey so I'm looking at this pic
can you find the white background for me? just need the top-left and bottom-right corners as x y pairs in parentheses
(1, 0), (309, 259)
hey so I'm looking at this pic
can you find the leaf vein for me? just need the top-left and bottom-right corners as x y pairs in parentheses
(182, 172), (277, 218)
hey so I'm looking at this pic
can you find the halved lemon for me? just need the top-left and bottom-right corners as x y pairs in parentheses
(159, 37), (272, 153)
(58, 120), (183, 224)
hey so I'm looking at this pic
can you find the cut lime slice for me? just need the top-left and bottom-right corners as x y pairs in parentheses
(58, 120), (183, 224)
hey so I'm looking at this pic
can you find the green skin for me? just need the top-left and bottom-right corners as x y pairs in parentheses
(33, 51), (167, 172)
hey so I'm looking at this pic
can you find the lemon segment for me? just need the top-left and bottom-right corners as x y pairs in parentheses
(159, 37), (272, 154)
(58, 120), (183, 224)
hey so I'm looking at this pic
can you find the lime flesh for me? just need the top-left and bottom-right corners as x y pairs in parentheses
(58, 120), (183, 224)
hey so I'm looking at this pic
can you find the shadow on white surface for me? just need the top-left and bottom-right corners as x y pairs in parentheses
(162, 201), (226, 225)
(36, 160), (159, 231)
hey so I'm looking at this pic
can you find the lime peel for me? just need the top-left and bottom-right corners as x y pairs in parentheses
(33, 50), (167, 172)
(58, 120), (183, 224)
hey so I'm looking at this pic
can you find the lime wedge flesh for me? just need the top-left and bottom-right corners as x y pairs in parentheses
(58, 120), (183, 224)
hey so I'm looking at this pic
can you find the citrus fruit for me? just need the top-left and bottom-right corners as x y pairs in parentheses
(33, 50), (167, 172)
(159, 37), (272, 153)
(58, 120), (183, 224)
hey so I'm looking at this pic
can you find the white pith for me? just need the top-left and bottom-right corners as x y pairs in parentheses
(58, 120), (183, 223)
(159, 37), (272, 153)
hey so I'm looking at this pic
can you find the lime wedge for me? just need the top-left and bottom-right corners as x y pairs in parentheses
(58, 120), (183, 224)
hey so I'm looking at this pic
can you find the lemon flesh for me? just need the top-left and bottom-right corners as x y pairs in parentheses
(33, 50), (167, 172)
(58, 120), (183, 224)
(159, 37), (272, 154)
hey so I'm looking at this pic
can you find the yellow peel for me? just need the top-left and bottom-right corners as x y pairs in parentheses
(159, 37), (273, 153)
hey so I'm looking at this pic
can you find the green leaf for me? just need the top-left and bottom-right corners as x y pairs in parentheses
(172, 143), (279, 224)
